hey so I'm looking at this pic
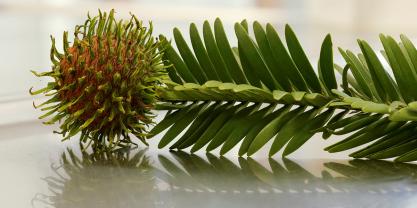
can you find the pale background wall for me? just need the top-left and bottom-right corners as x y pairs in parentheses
(1, 0), (416, 156)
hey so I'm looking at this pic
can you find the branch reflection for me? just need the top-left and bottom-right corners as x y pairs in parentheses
(33, 149), (417, 208)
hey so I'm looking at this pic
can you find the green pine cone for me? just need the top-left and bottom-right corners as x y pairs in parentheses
(30, 10), (166, 151)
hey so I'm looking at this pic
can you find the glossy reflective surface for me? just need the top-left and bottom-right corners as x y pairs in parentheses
(0, 133), (415, 208)
(32, 146), (417, 208)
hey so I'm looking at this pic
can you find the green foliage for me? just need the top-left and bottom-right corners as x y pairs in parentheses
(30, 11), (417, 161)
(154, 18), (417, 162)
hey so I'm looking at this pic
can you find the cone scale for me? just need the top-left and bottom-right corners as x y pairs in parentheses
(30, 10), (166, 152)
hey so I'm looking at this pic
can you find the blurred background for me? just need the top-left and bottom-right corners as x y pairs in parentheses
(2, 0), (417, 155)
(2, 0), (417, 157)
(2, 0), (417, 124)
(2, 1), (417, 207)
